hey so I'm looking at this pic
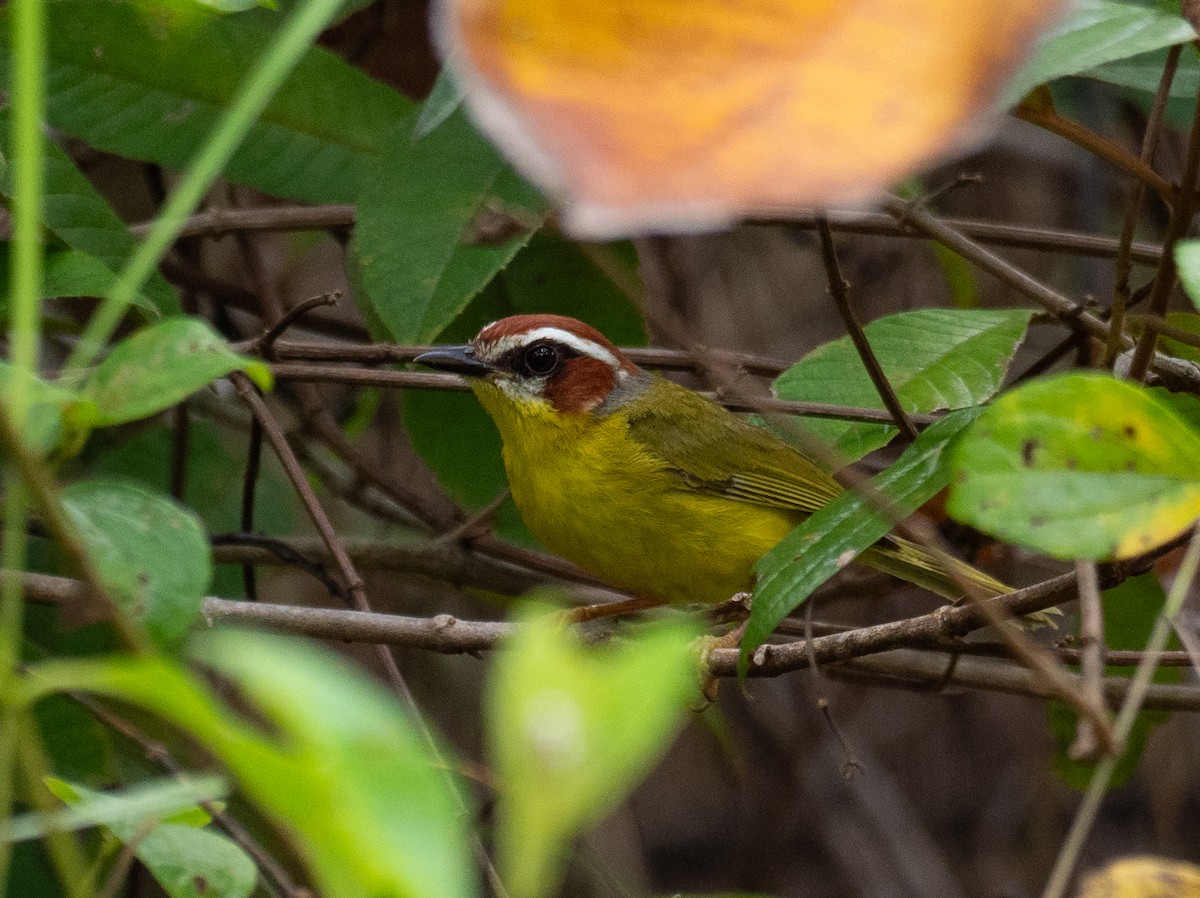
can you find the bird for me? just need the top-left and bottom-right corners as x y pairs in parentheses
(416, 313), (1009, 610)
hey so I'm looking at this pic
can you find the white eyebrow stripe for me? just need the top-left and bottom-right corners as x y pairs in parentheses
(487, 327), (620, 369)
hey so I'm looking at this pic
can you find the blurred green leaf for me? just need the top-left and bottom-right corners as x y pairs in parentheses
(0, 249), (159, 318)
(61, 479), (211, 646)
(0, 0), (412, 204)
(83, 317), (272, 427)
(947, 372), (1200, 560)
(745, 408), (982, 662)
(405, 238), (645, 545)
(0, 110), (178, 315)
(34, 697), (113, 788)
(1050, 573), (1179, 790)
(7, 774), (227, 841)
(353, 108), (546, 344)
(489, 605), (698, 898)
(1153, 311), (1200, 364)
(1000, 0), (1195, 107)
(45, 778), (255, 898)
(1176, 238), (1200, 311)
(27, 630), (477, 898)
(0, 363), (94, 455)
(774, 308), (1029, 463)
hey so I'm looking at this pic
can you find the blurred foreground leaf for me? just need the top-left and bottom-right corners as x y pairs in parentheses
(45, 777), (256, 898)
(488, 606), (698, 898)
(27, 630), (477, 898)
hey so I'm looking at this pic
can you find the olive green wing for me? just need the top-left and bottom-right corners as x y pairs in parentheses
(623, 377), (843, 514)
(623, 378), (1043, 612)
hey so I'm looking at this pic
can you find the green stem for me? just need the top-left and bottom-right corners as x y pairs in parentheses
(63, 0), (349, 378)
(1, 0), (46, 884)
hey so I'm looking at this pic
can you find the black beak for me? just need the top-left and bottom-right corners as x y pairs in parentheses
(414, 344), (493, 377)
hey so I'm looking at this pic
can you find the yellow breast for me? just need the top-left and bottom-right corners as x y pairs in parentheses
(473, 382), (798, 604)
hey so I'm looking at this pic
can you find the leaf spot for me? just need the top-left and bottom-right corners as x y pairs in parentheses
(1123, 424), (1137, 440)
(1021, 438), (1040, 467)
(1091, 426), (1103, 441)
(1030, 515), (1047, 528)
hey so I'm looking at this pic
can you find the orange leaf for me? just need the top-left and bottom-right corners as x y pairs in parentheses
(435, 0), (1066, 236)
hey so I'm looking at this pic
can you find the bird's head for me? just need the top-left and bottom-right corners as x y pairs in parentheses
(415, 314), (646, 415)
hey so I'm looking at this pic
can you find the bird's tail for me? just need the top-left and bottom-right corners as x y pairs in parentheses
(861, 536), (1059, 628)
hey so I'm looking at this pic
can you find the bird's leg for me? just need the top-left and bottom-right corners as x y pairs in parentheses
(566, 595), (664, 623)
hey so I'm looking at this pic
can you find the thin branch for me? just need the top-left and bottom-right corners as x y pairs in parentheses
(14, 569), (1200, 711)
(230, 373), (368, 608)
(1014, 104), (1174, 202)
(1068, 561), (1107, 761)
(266, 362), (943, 426)
(137, 204), (1167, 266)
(814, 214), (918, 439)
(1127, 74), (1200, 381)
(1107, 44), (1181, 366)
(882, 197), (1200, 392)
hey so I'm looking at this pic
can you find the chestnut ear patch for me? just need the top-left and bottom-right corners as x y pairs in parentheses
(543, 356), (616, 413)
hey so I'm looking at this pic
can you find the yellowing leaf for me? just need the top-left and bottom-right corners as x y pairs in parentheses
(948, 373), (1200, 561)
(436, 0), (1066, 236)
(1078, 856), (1200, 898)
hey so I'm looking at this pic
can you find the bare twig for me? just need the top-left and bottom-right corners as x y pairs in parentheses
(230, 373), (367, 609)
(137, 204), (1167, 266)
(1014, 104), (1174, 202)
(266, 362), (943, 427)
(1068, 561), (1107, 761)
(1106, 44), (1180, 366)
(13, 569), (1199, 710)
(1126, 75), (1200, 381)
(814, 214), (918, 440)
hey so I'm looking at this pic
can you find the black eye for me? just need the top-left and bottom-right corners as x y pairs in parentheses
(521, 343), (561, 376)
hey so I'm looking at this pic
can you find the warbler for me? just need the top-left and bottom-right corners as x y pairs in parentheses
(416, 314), (1006, 608)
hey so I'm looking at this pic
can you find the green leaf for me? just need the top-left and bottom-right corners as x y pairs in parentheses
(414, 67), (464, 140)
(8, 774), (228, 841)
(947, 372), (1200, 561)
(1176, 239), (1200, 311)
(773, 309), (1030, 463)
(1083, 46), (1200, 97)
(999, 0), (1196, 108)
(488, 605), (699, 898)
(0, 0), (413, 204)
(26, 631), (478, 898)
(352, 108), (546, 344)
(744, 408), (983, 661)
(1153, 311), (1200, 364)
(44, 777), (255, 898)
(0, 110), (179, 315)
(82, 317), (272, 426)
(1050, 573), (1179, 791)
(404, 238), (645, 545)
(60, 479), (211, 646)
(34, 697), (113, 787)
(0, 249), (159, 317)
(86, 418), (296, 598)
(0, 363), (95, 455)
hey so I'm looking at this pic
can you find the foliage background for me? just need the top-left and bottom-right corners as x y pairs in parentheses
(5, 1), (1200, 897)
